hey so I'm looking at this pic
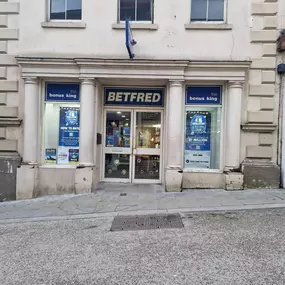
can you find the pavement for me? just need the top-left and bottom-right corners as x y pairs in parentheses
(1, 183), (285, 222)
(1, 208), (285, 284)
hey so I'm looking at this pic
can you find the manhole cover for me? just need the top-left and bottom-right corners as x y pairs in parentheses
(110, 213), (184, 232)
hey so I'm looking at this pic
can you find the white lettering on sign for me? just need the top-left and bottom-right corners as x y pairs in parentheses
(106, 91), (162, 104)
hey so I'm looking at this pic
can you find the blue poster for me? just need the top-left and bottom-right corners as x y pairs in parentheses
(46, 83), (80, 102)
(106, 136), (114, 147)
(186, 86), (222, 105)
(45, 149), (56, 164)
(185, 111), (211, 151)
(69, 149), (79, 164)
(59, 107), (80, 147)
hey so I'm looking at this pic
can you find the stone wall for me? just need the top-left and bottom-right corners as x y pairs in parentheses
(242, 0), (280, 188)
(0, 0), (20, 201)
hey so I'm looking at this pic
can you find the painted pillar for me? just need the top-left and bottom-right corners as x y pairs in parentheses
(165, 80), (184, 192)
(225, 81), (244, 170)
(79, 78), (96, 165)
(23, 77), (39, 163)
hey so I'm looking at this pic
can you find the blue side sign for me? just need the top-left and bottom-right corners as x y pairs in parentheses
(46, 83), (80, 102)
(186, 86), (222, 105)
(105, 88), (164, 107)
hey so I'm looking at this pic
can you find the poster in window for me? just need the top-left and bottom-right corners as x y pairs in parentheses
(185, 111), (211, 169)
(58, 107), (80, 165)
(45, 148), (56, 164)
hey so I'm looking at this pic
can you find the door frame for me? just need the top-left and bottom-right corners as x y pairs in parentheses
(101, 107), (164, 184)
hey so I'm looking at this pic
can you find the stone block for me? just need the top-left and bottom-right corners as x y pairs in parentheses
(0, 92), (6, 104)
(0, 55), (17, 65)
(225, 172), (244, 190)
(249, 84), (275, 96)
(260, 98), (274, 110)
(182, 172), (225, 189)
(251, 3), (277, 15)
(263, 44), (276, 56)
(251, 57), (276, 69)
(0, 2), (19, 14)
(0, 15), (7, 27)
(36, 167), (76, 197)
(246, 146), (273, 158)
(251, 31), (278, 43)
(0, 139), (17, 151)
(0, 67), (6, 79)
(0, 106), (18, 117)
(0, 29), (19, 40)
(16, 166), (38, 200)
(262, 71), (275, 83)
(0, 127), (6, 138)
(242, 161), (280, 189)
(264, 16), (277, 29)
(247, 111), (274, 123)
(165, 168), (183, 192)
(75, 167), (94, 194)
(259, 133), (273, 145)
(249, 70), (262, 85)
(0, 81), (18, 92)
(247, 98), (260, 112)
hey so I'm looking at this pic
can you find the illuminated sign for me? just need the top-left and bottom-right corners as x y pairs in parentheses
(186, 86), (222, 105)
(105, 88), (164, 106)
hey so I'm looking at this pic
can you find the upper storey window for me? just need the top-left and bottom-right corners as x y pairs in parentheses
(191, 0), (225, 22)
(50, 0), (82, 20)
(119, 0), (153, 22)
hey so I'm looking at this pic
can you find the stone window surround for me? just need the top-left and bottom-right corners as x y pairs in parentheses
(16, 57), (250, 173)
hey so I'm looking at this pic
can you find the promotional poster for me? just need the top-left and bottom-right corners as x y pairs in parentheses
(58, 107), (80, 164)
(45, 149), (57, 164)
(185, 111), (212, 169)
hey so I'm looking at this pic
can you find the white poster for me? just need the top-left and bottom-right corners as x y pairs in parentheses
(57, 147), (69, 165)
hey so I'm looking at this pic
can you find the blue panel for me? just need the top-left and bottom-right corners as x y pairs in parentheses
(46, 83), (80, 102)
(186, 86), (222, 105)
(105, 88), (164, 107)
(58, 107), (80, 147)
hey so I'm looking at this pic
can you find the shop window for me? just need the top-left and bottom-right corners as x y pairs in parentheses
(119, 0), (153, 22)
(184, 86), (222, 170)
(191, 0), (225, 22)
(50, 0), (82, 20)
(44, 83), (80, 165)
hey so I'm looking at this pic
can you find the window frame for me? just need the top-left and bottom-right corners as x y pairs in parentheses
(190, 0), (227, 24)
(48, 0), (82, 22)
(41, 81), (81, 167)
(183, 84), (226, 173)
(118, 0), (154, 24)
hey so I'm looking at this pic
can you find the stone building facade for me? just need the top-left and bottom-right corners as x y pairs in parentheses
(0, 0), (283, 200)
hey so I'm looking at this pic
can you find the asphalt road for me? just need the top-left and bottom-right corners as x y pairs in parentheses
(1, 209), (285, 285)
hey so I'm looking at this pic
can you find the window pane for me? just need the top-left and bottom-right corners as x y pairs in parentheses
(120, 0), (135, 21)
(135, 155), (160, 180)
(67, 0), (82, 20)
(105, 154), (130, 179)
(50, 0), (65, 20)
(191, 0), (207, 21)
(137, 0), (152, 21)
(208, 0), (224, 21)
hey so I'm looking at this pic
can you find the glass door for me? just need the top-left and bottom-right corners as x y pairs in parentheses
(133, 111), (162, 183)
(103, 110), (132, 182)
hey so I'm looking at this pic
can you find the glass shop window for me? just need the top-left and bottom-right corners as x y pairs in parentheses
(119, 0), (153, 22)
(44, 83), (80, 165)
(50, 0), (82, 20)
(184, 86), (222, 170)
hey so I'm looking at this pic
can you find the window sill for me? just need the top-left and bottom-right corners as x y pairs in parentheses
(41, 21), (86, 29)
(39, 164), (78, 169)
(183, 168), (223, 173)
(112, 23), (158, 30)
(185, 23), (233, 30)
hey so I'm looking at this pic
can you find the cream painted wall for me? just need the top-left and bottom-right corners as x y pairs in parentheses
(13, 0), (251, 60)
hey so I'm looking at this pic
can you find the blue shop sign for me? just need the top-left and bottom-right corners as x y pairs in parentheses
(46, 83), (80, 102)
(186, 86), (222, 105)
(105, 88), (164, 107)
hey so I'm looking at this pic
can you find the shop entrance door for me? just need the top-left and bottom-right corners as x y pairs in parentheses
(103, 109), (162, 183)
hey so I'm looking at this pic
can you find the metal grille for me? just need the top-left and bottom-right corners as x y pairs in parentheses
(110, 213), (184, 232)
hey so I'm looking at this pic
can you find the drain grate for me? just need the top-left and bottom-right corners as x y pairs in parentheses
(110, 213), (184, 232)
